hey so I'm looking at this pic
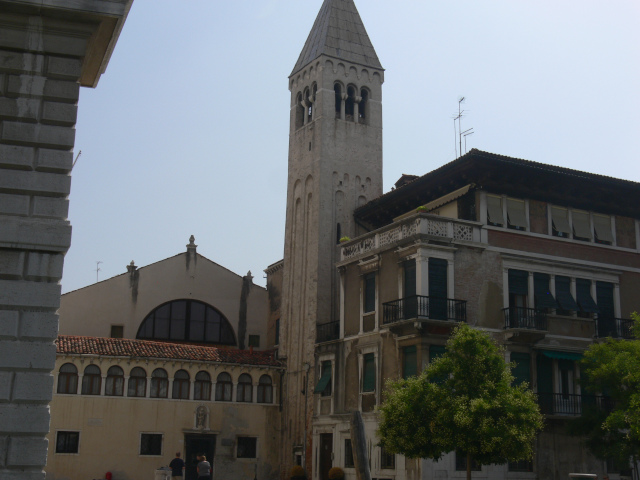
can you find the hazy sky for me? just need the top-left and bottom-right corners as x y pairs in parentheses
(64, 0), (640, 293)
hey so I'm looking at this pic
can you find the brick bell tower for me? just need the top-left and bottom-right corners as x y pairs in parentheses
(279, 0), (384, 474)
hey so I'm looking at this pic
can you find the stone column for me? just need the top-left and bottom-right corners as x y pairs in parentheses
(0, 2), (131, 479)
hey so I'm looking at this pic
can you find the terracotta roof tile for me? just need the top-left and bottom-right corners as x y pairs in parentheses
(56, 335), (282, 367)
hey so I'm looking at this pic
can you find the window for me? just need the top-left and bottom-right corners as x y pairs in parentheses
(137, 299), (236, 346)
(429, 345), (447, 384)
(509, 460), (533, 472)
(216, 372), (232, 401)
(172, 370), (190, 400)
(81, 365), (101, 395)
(150, 368), (168, 398)
(140, 433), (163, 456)
(105, 366), (124, 396)
(359, 88), (369, 123)
(194, 371), (211, 401)
(344, 439), (355, 468)
(237, 373), (253, 403)
(593, 214), (613, 245)
(551, 206), (571, 238)
(334, 84), (342, 118)
(363, 273), (376, 313)
(506, 198), (527, 230)
(57, 363), (78, 394)
(533, 273), (558, 311)
(314, 361), (332, 396)
(402, 345), (417, 379)
(110, 325), (123, 338)
(237, 437), (257, 458)
(596, 281), (615, 318)
(381, 446), (395, 469)
(428, 257), (448, 320)
(345, 85), (356, 119)
(248, 335), (260, 348)
(56, 431), (79, 454)
(257, 375), (273, 403)
(576, 279), (598, 317)
(555, 276), (578, 315)
(362, 353), (376, 393)
(572, 210), (591, 241)
(455, 451), (481, 472)
(128, 367), (147, 397)
(275, 318), (280, 346)
(510, 352), (531, 387)
(486, 195), (504, 226)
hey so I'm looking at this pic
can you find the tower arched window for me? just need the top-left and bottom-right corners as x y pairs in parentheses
(105, 366), (124, 396)
(359, 88), (369, 124)
(237, 373), (253, 403)
(304, 87), (312, 123)
(81, 364), (101, 395)
(172, 369), (190, 399)
(128, 367), (147, 397)
(345, 86), (356, 120)
(295, 92), (304, 130)
(334, 84), (343, 118)
(57, 363), (78, 394)
(150, 368), (168, 398)
(137, 299), (236, 346)
(215, 372), (232, 401)
(194, 371), (211, 401)
(257, 374), (273, 404)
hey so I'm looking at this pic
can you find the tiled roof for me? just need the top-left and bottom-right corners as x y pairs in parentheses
(56, 336), (282, 367)
(291, 0), (382, 76)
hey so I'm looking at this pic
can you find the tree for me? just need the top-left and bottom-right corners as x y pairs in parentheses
(377, 323), (543, 480)
(569, 312), (640, 477)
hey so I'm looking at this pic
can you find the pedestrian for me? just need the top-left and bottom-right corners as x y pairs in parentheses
(197, 454), (211, 480)
(169, 452), (185, 478)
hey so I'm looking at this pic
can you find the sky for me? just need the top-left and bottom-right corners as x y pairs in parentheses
(64, 0), (640, 293)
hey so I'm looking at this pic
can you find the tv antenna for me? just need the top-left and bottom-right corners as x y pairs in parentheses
(452, 97), (474, 157)
(95, 261), (103, 282)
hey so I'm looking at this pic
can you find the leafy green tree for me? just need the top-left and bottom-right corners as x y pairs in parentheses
(378, 324), (543, 480)
(569, 312), (640, 476)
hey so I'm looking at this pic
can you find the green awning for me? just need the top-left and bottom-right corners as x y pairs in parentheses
(313, 367), (331, 394)
(539, 350), (583, 361)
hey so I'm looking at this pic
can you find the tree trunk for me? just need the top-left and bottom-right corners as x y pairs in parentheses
(467, 452), (472, 480)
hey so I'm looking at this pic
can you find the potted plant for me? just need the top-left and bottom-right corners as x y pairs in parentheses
(416, 205), (427, 213)
(290, 466), (307, 480)
(339, 236), (351, 243)
(329, 467), (345, 480)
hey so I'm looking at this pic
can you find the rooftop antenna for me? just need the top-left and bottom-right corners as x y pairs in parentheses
(95, 261), (103, 282)
(462, 128), (475, 154)
(72, 150), (82, 170)
(452, 97), (474, 157)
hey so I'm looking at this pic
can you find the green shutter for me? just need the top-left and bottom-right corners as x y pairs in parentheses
(362, 353), (375, 392)
(508, 269), (529, 295)
(429, 345), (447, 384)
(576, 279), (599, 313)
(555, 276), (578, 311)
(534, 273), (559, 309)
(510, 352), (531, 387)
(403, 345), (417, 379)
(596, 281), (615, 318)
(314, 361), (332, 394)
(536, 354), (553, 394)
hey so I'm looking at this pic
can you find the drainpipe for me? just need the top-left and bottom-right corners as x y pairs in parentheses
(302, 363), (310, 469)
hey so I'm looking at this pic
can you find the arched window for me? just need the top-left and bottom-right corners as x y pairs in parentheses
(81, 365), (101, 395)
(128, 367), (147, 397)
(334, 84), (342, 118)
(215, 372), (232, 402)
(105, 366), (124, 396)
(194, 371), (211, 401)
(257, 374), (273, 404)
(137, 300), (236, 346)
(151, 368), (168, 398)
(57, 363), (78, 394)
(237, 373), (253, 403)
(304, 87), (312, 123)
(359, 88), (369, 124)
(172, 370), (190, 400)
(295, 92), (304, 130)
(345, 86), (356, 119)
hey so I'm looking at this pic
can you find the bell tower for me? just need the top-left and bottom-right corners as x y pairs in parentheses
(279, 0), (384, 471)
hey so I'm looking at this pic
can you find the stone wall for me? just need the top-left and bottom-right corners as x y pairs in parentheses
(0, 2), (130, 478)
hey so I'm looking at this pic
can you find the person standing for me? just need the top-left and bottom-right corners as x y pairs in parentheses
(169, 452), (185, 478)
(197, 454), (211, 480)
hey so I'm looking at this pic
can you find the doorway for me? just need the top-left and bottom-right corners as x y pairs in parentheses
(319, 433), (333, 480)
(185, 434), (216, 480)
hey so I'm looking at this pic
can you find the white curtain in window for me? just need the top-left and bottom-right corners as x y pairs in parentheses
(487, 195), (504, 224)
(506, 199), (527, 228)
(593, 214), (613, 242)
(551, 207), (571, 234)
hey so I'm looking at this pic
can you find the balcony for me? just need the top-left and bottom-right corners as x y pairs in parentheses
(596, 316), (634, 340)
(537, 393), (613, 416)
(316, 320), (340, 343)
(502, 307), (547, 343)
(383, 295), (466, 335)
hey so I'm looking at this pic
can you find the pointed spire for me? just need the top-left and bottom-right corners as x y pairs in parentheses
(291, 0), (382, 76)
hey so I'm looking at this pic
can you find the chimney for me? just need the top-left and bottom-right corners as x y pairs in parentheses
(187, 235), (197, 255)
(126, 260), (137, 276)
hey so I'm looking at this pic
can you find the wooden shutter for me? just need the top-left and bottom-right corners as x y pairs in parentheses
(362, 353), (375, 392)
(403, 345), (417, 379)
(511, 352), (531, 387)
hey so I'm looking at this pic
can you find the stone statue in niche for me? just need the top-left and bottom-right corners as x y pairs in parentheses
(195, 405), (208, 430)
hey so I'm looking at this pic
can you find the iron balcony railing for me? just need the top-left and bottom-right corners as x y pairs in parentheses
(537, 393), (614, 416)
(502, 307), (548, 331)
(596, 316), (634, 339)
(382, 295), (467, 325)
(316, 320), (340, 343)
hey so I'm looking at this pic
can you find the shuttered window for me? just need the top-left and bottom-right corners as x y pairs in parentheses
(572, 210), (592, 240)
(362, 353), (375, 393)
(551, 207), (571, 237)
(363, 273), (376, 313)
(596, 281), (615, 318)
(508, 269), (529, 295)
(534, 273), (558, 309)
(576, 279), (599, 313)
(555, 276), (578, 312)
(314, 361), (332, 395)
(506, 198), (527, 229)
(429, 258), (448, 320)
(510, 352), (531, 387)
(593, 214), (613, 244)
(402, 345), (417, 379)
(487, 195), (504, 225)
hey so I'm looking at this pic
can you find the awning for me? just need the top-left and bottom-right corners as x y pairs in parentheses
(534, 273), (558, 309)
(572, 210), (592, 239)
(507, 198), (527, 228)
(313, 368), (331, 394)
(576, 279), (599, 313)
(423, 184), (473, 213)
(593, 214), (613, 243)
(487, 195), (504, 224)
(555, 276), (578, 311)
(539, 350), (583, 361)
(551, 207), (571, 235)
